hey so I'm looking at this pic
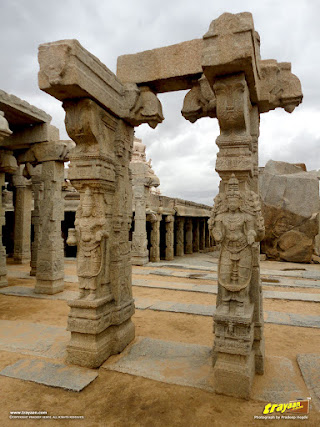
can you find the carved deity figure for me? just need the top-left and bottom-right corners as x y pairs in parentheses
(67, 187), (109, 300)
(209, 175), (264, 315)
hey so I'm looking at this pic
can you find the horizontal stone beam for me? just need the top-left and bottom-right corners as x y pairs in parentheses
(1, 124), (59, 150)
(117, 39), (203, 93)
(38, 39), (126, 118)
(0, 89), (51, 125)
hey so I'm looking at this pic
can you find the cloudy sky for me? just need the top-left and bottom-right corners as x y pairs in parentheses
(1, 0), (319, 205)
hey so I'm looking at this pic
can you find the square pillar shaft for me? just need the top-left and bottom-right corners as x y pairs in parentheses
(175, 217), (185, 256)
(165, 215), (174, 261)
(185, 218), (193, 254)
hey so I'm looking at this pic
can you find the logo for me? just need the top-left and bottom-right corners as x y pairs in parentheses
(263, 399), (310, 415)
(254, 399), (311, 421)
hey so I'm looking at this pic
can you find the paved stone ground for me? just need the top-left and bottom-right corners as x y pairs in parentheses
(1, 254), (319, 403)
(297, 354), (320, 411)
(0, 358), (98, 392)
(0, 320), (69, 359)
(103, 337), (305, 402)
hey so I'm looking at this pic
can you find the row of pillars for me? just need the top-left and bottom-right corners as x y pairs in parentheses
(148, 215), (213, 263)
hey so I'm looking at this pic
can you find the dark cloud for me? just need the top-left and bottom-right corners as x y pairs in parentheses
(0, 0), (319, 205)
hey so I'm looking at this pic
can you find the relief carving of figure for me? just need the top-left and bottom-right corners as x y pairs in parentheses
(67, 187), (109, 300)
(209, 175), (264, 315)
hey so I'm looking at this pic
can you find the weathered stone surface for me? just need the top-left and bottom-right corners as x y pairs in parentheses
(2, 123), (59, 150)
(0, 358), (98, 392)
(260, 160), (320, 262)
(297, 354), (320, 411)
(38, 40), (163, 129)
(0, 89), (51, 125)
(117, 39), (203, 92)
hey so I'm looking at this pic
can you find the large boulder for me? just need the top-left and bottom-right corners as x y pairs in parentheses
(259, 160), (320, 263)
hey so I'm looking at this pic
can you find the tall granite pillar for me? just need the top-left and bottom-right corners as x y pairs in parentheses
(0, 171), (6, 286)
(0, 112), (16, 285)
(199, 219), (206, 250)
(38, 38), (163, 367)
(192, 218), (200, 252)
(30, 165), (43, 276)
(33, 143), (66, 294)
(149, 214), (161, 262)
(165, 215), (174, 261)
(185, 218), (193, 254)
(175, 217), (185, 256)
(205, 220), (210, 248)
(13, 165), (32, 263)
(131, 139), (160, 265)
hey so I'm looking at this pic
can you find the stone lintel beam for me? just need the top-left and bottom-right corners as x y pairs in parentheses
(117, 39), (203, 93)
(17, 140), (75, 164)
(38, 40), (163, 129)
(1, 123), (59, 150)
(0, 89), (51, 126)
(117, 12), (302, 114)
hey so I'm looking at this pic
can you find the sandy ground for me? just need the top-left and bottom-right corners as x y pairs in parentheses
(0, 258), (319, 426)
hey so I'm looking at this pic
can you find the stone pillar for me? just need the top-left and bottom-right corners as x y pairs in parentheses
(0, 113), (17, 285)
(199, 218), (206, 250)
(13, 166), (32, 263)
(149, 213), (161, 262)
(185, 218), (193, 254)
(30, 165), (43, 276)
(175, 216), (185, 256)
(205, 219), (210, 248)
(192, 218), (199, 252)
(165, 215), (174, 261)
(33, 145), (65, 294)
(131, 139), (160, 266)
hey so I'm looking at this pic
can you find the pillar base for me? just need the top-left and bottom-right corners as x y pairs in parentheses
(13, 254), (31, 264)
(213, 350), (255, 399)
(0, 277), (8, 288)
(34, 278), (64, 294)
(66, 297), (135, 368)
(131, 252), (149, 266)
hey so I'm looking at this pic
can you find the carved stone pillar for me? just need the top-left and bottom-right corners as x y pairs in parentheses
(30, 165), (43, 276)
(165, 215), (174, 261)
(192, 218), (200, 252)
(185, 218), (193, 254)
(149, 213), (161, 262)
(63, 99), (137, 368)
(175, 216), (185, 256)
(205, 220), (210, 248)
(207, 72), (266, 399)
(199, 219), (206, 250)
(32, 144), (65, 294)
(131, 139), (160, 266)
(13, 166), (32, 263)
(0, 112), (17, 285)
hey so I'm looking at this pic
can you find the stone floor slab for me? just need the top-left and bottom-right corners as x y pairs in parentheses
(0, 286), (78, 301)
(134, 298), (320, 328)
(0, 320), (69, 359)
(103, 337), (307, 402)
(103, 337), (214, 392)
(297, 354), (320, 411)
(0, 358), (98, 392)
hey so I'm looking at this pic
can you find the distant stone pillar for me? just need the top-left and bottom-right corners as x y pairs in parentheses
(30, 165), (43, 276)
(33, 142), (67, 294)
(185, 218), (193, 254)
(165, 215), (174, 261)
(176, 217), (185, 256)
(192, 218), (200, 252)
(0, 172), (7, 286)
(13, 166), (32, 263)
(149, 214), (161, 262)
(0, 112), (17, 285)
(205, 219), (210, 248)
(130, 140), (160, 266)
(199, 219), (206, 250)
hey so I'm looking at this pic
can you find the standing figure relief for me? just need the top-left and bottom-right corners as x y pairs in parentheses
(209, 174), (265, 316)
(67, 187), (109, 300)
